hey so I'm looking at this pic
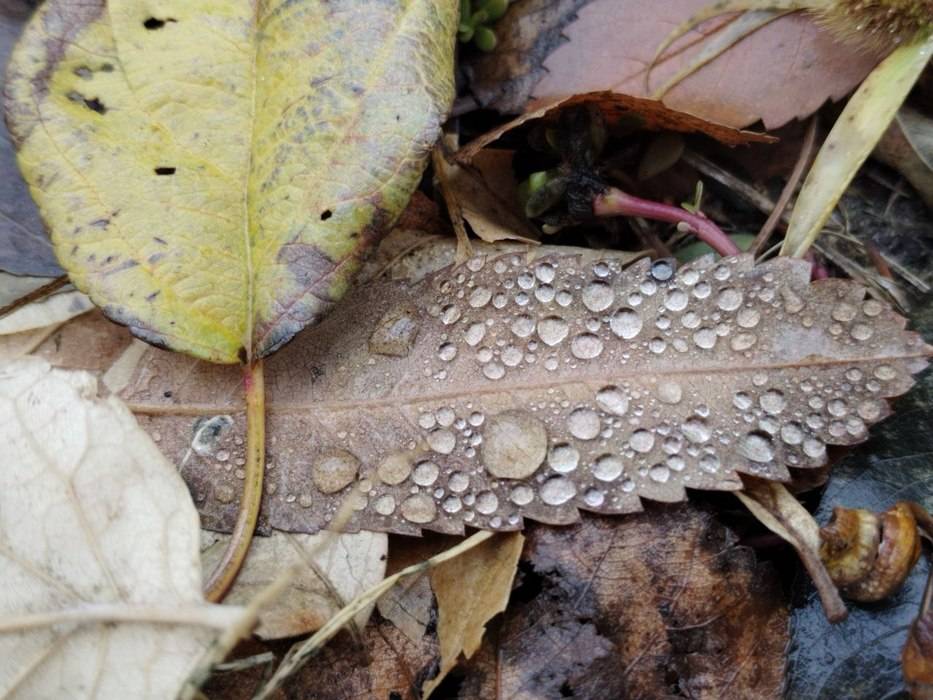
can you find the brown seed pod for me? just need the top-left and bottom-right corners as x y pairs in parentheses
(820, 502), (922, 602)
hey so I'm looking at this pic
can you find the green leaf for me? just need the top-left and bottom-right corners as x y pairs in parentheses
(5, 0), (457, 362)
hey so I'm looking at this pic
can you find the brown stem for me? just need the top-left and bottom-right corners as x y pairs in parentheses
(204, 359), (265, 602)
(593, 187), (741, 257)
(0, 275), (69, 320)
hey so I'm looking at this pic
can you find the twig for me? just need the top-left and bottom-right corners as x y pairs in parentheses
(0, 603), (242, 632)
(204, 360), (265, 602)
(593, 187), (740, 257)
(752, 116), (818, 255)
(0, 275), (69, 320)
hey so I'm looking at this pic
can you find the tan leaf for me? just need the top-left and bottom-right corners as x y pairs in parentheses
(876, 105), (933, 209)
(22, 238), (932, 536)
(200, 529), (387, 640)
(464, 0), (880, 130)
(423, 531), (524, 697)
(0, 358), (245, 699)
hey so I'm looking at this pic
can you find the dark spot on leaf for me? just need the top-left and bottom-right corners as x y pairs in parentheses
(73, 66), (92, 80)
(83, 96), (107, 114)
(237, 346), (248, 364)
(90, 218), (110, 228)
(153, 236), (168, 245)
(163, 391), (173, 398)
(146, 290), (160, 301)
(143, 17), (176, 30)
(148, 252), (165, 264)
(154, 167), (176, 175)
(320, 209), (332, 220)
(100, 63), (114, 72)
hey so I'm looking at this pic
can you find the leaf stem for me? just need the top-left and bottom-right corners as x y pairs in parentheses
(0, 602), (242, 632)
(593, 187), (741, 257)
(204, 359), (265, 602)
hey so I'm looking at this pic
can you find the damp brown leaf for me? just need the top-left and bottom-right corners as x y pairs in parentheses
(22, 237), (932, 536)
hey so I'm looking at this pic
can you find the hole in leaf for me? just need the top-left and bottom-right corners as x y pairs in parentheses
(143, 17), (176, 30)
(83, 96), (107, 114)
(320, 209), (332, 221)
(154, 167), (176, 176)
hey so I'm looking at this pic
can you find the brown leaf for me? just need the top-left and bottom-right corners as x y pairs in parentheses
(876, 105), (933, 209)
(457, 91), (772, 164)
(456, 506), (788, 699)
(424, 531), (524, 697)
(24, 237), (930, 537)
(465, 0), (881, 130)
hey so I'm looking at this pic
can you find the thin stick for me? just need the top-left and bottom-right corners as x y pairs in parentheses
(593, 187), (740, 257)
(204, 359), (265, 602)
(0, 275), (69, 320)
(751, 117), (818, 255)
(0, 602), (242, 632)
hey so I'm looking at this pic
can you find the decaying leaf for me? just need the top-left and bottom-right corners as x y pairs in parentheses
(456, 507), (788, 699)
(5, 0), (457, 362)
(0, 358), (245, 699)
(47, 237), (926, 537)
(464, 0), (879, 129)
(201, 529), (387, 640)
(423, 531), (524, 697)
(0, 2), (60, 277)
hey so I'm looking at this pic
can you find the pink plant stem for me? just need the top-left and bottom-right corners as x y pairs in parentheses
(593, 187), (741, 257)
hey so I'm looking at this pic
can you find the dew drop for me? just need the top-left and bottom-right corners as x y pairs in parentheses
(663, 289), (688, 312)
(717, 288), (742, 311)
(548, 443), (580, 473)
(760, 390), (786, 414)
(442, 496), (462, 513)
(469, 287), (492, 308)
(609, 308), (643, 339)
(538, 316), (570, 346)
(448, 471), (470, 493)
(540, 476), (577, 505)
(510, 484), (535, 506)
(571, 333), (604, 359)
(651, 259), (674, 281)
(412, 460), (440, 486)
(739, 432), (774, 462)
(831, 303), (857, 322)
(312, 449), (360, 493)
(629, 429), (655, 453)
(568, 407), (601, 440)
(584, 488), (605, 507)
(441, 304), (461, 325)
(475, 491), (499, 515)
(464, 322), (486, 346)
(693, 328), (717, 350)
(427, 428), (456, 454)
(737, 308), (761, 329)
(682, 418), (711, 444)
(657, 381), (683, 404)
(377, 453), (412, 485)
(374, 494), (396, 516)
(401, 494), (437, 523)
(649, 464), (670, 483)
(483, 362), (506, 380)
(482, 411), (548, 479)
(851, 323), (873, 341)
(437, 342), (457, 362)
(582, 281), (615, 312)
(596, 386), (629, 416)
(511, 314), (536, 338)
(535, 262), (556, 283)
(593, 454), (624, 481)
(698, 454), (720, 473)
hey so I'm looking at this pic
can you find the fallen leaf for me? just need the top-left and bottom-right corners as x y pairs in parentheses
(457, 90), (772, 163)
(0, 272), (54, 307)
(5, 0), (457, 362)
(39, 238), (926, 537)
(457, 506), (788, 698)
(424, 531), (524, 697)
(876, 105), (933, 209)
(465, 0), (881, 130)
(0, 2), (61, 276)
(0, 357), (245, 699)
(200, 529), (387, 640)
(787, 293), (933, 700)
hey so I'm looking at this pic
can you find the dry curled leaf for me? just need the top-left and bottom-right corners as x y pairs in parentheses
(0, 358), (244, 699)
(0, 288), (92, 335)
(200, 529), (387, 640)
(877, 105), (933, 209)
(5, 0), (457, 362)
(47, 237), (927, 537)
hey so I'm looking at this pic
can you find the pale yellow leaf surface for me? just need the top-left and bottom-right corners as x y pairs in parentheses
(200, 529), (387, 640)
(0, 358), (244, 699)
(5, 0), (457, 362)
(424, 531), (524, 697)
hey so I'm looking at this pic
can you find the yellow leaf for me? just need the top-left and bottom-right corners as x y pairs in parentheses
(424, 531), (524, 698)
(5, 0), (457, 362)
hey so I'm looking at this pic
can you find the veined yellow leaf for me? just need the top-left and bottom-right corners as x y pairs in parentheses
(5, 0), (457, 362)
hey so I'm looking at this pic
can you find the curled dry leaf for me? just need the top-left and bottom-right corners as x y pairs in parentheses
(464, 0), (880, 130)
(0, 288), (92, 335)
(457, 90), (772, 164)
(65, 237), (929, 537)
(876, 105), (933, 209)
(200, 529), (387, 640)
(0, 358), (244, 699)
(5, 0), (457, 362)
